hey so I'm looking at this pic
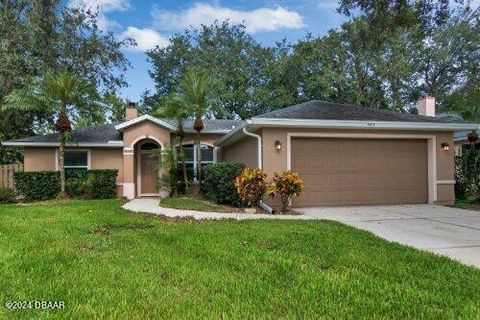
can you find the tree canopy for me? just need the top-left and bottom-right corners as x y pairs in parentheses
(0, 0), (134, 163)
(145, 1), (480, 120)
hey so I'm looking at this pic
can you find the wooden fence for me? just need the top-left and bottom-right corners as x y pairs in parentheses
(0, 163), (23, 189)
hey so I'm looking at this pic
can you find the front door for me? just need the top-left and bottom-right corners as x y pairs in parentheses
(140, 153), (158, 195)
(137, 141), (160, 197)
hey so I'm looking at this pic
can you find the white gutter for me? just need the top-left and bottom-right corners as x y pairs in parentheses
(249, 118), (478, 131)
(242, 127), (262, 169)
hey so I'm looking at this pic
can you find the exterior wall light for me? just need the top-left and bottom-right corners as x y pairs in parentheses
(441, 142), (450, 151)
(275, 140), (282, 151)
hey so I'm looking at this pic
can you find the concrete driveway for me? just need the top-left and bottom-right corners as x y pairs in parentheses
(301, 205), (480, 268)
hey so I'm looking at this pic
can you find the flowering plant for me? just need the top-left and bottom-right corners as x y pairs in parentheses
(268, 170), (304, 212)
(235, 168), (268, 207)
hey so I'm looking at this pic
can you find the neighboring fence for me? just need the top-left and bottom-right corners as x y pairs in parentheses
(0, 163), (24, 189)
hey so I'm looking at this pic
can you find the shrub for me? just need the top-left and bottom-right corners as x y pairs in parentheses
(66, 170), (89, 197)
(235, 168), (268, 207)
(86, 170), (118, 199)
(14, 169), (118, 201)
(455, 147), (480, 201)
(0, 187), (16, 203)
(203, 163), (245, 206)
(14, 171), (60, 201)
(268, 171), (304, 212)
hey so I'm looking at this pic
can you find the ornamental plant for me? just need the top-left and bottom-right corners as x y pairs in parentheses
(268, 170), (304, 212)
(235, 168), (268, 207)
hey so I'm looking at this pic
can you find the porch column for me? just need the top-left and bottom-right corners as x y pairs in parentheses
(123, 148), (135, 199)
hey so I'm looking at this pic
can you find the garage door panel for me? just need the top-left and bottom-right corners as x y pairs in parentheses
(292, 138), (428, 206)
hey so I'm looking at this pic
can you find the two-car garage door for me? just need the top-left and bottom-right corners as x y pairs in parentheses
(291, 138), (428, 206)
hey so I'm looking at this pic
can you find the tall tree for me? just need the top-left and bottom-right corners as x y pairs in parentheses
(180, 69), (214, 189)
(146, 22), (273, 119)
(0, 0), (133, 163)
(2, 71), (102, 197)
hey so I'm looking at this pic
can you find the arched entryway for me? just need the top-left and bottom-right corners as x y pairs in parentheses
(136, 139), (161, 197)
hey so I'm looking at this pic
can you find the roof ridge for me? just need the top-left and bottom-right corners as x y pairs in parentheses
(253, 99), (468, 124)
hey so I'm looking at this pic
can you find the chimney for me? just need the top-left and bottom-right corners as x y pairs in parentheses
(418, 96), (435, 117)
(125, 102), (138, 120)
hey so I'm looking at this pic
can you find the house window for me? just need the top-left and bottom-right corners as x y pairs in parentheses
(176, 144), (215, 181)
(140, 142), (159, 150)
(63, 151), (89, 170)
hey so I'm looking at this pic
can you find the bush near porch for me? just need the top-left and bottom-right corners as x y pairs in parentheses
(14, 170), (118, 201)
(202, 162), (245, 207)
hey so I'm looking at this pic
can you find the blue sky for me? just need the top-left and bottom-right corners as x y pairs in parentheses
(72, 0), (347, 101)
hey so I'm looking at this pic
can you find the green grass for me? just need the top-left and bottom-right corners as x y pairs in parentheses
(0, 200), (479, 319)
(160, 196), (240, 212)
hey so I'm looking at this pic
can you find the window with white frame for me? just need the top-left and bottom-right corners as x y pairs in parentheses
(63, 151), (89, 170)
(176, 144), (215, 181)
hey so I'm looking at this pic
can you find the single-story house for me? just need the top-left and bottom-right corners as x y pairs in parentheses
(3, 98), (477, 207)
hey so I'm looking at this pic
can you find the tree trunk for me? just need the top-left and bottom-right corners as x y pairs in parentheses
(179, 136), (188, 192)
(55, 105), (71, 199)
(58, 131), (66, 198)
(196, 129), (202, 191)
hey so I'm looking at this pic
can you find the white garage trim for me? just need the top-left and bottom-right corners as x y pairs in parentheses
(286, 132), (437, 204)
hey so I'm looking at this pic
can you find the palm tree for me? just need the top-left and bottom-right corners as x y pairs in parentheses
(153, 93), (191, 192)
(180, 69), (214, 188)
(2, 71), (101, 198)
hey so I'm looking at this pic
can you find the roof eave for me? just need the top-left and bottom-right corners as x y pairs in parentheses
(251, 118), (477, 131)
(115, 115), (176, 131)
(215, 122), (249, 147)
(216, 118), (478, 147)
(184, 129), (231, 134)
(2, 141), (124, 148)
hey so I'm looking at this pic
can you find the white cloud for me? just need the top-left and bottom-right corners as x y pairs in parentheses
(70, 0), (130, 30)
(152, 2), (305, 33)
(121, 27), (170, 52)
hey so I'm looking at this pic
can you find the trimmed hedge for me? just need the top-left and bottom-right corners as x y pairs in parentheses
(66, 170), (89, 197)
(85, 170), (118, 199)
(14, 171), (60, 201)
(0, 187), (16, 203)
(203, 162), (245, 207)
(14, 169), (118, 202)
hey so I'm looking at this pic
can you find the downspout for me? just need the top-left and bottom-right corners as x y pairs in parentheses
(242, 126), (262, 169)
(241, 126), (275, 214)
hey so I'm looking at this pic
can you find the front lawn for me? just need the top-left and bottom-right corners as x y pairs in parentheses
(0, 200), (479, 318)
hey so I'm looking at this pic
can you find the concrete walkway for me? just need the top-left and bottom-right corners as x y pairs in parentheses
(122, 198), (316, 220)
(123, 199), (480, 268)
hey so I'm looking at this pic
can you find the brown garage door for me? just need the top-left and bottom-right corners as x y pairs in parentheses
(291, 138), (428, 206)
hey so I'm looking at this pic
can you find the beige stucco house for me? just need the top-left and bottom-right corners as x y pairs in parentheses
(4, 98), (477, 207)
